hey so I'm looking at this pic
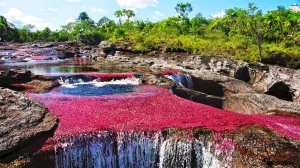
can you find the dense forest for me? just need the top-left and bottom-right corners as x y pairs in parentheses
(1, 3), (300, 66)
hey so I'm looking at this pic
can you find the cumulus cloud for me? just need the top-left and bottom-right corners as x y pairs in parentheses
(66, 17), (75, 23)
(90, 7), (106, 14)
(117, 0), (158, 9)
(3, 8), (54, 30)
(211, 11), (225, 18)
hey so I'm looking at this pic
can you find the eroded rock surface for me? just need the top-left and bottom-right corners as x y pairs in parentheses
(223, 93), (300, 115)
(90, 47), (300, 116)
(0, 88), (57, 158)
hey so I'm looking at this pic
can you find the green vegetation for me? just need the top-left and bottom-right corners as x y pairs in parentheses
(0, 3), (300, 66)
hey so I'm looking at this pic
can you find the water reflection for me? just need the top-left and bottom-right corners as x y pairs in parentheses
(29, 66), (98, 75)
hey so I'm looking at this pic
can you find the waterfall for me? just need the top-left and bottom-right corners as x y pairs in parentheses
(42, 132), (232, 168)
(167, 74), (193, 89)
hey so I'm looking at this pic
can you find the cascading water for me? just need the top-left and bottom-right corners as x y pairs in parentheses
(167, 74), (193, 89)
(58, 75), (92, 85)
(43, 132), (229, 168)
(57, 75), (140, 96)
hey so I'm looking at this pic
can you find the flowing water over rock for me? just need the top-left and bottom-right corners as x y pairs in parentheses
(167, 74), (193, 89)
(37, 131), (231, 168)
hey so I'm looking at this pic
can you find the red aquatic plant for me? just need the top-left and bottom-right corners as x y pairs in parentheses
(27, 85), (300, 151)
(10, 84), (36, 90)
(161, 70), (182, 75)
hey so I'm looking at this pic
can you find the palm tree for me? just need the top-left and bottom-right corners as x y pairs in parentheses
(114, 10), (123, 25)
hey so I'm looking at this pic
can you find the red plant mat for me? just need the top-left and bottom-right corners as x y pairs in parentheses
(28, 85), (300, 151)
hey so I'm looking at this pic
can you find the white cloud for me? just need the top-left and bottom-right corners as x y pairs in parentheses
(0, 2), (4, 6)
(66, 17), (75, 23)
(90, 7), (106, 14)
(65, 0), (80, 2)
(48, 7), (58, 12)
(117, 0), (158, 9)
(3, 8), (54, 30)
(290, 4), (300, 12)
(154, 10), (164, 17)
(149, 10), (164, 21)
(211, 11), (225, 18)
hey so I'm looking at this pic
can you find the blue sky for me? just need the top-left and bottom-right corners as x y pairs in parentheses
(0, 0), (299, 30)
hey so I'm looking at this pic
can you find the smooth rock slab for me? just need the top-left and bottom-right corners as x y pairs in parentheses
(0, 88), (57, 157)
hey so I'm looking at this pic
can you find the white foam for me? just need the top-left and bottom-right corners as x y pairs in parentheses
(93, 78), (140, 87)
(58, 77), (141, 88)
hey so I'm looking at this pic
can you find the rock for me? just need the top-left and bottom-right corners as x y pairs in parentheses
(265, 81), (294, 101)
(223, 93), (300, 115)
(234, 66), (250, 82)
(98, 41), (116, 54)
(148, 51), (158, 56)
(0, 88), (57, 158)
(251, 65), (300, 102)
(37, 42), (55, 48)
(0, 70), (33, 86)
(114, 51), (121, 57)
(171, 84), (223, 109)
(25, 80), (59, 94)
(230, 126), (300, 167)
(188, 71), (256, 97)
(56, 42), (81, 58)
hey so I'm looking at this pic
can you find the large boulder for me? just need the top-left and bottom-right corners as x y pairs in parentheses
(0, 88), (57, 158)
(223, 93), (300, 115)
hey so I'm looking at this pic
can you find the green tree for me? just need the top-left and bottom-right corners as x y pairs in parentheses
(97, 16), (110, 27)
(190, 13), (208, 35)
(0, 16), (19, 41)
(77, 12), (90, 22)
(247, 3), (265, 62)
(57, 29), (70, 41)
(123, 9), (135, 22)
(40, 27), (51, 41)
(76, 12), (94, 25)
(114, 9), (135, 24)
(18, 24), (35, 42)
(175, 3), (193, 18)
(114, 10), (123, 24)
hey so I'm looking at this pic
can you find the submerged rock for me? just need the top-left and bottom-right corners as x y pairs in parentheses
(0, 88), (57, 158)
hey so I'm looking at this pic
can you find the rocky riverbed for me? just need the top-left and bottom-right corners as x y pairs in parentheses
(0, 42), (300, 167)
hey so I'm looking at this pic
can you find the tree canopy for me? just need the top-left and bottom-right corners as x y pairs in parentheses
(175, 3), (193, 18)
